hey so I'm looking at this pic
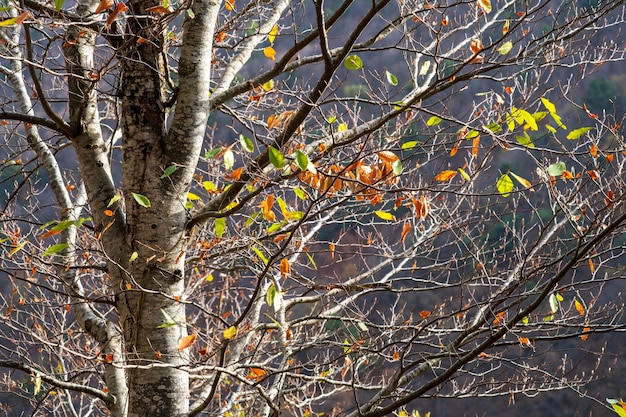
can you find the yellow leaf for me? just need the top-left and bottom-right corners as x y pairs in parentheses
(225, 0), (234, 11)
(477, 0), (491, 13)
(374, 211), (395, 221)
(510, 172), (532, 190)
(337, 122), (348, 132)
(177, 334), (197, 351)
(261, 79), (274, 91)
(223, 326), (237, 339)
(268, 25), (278, 45)
(187, 192), (202, 201)
(263, 46), (276, 61)
(433, 170), (457, 181)
(574, 299), (585, 316)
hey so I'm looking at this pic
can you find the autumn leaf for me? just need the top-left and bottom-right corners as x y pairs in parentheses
(419, 310), (431, 319)
(225, 167), (243, 181)
(477, 0), (492, 13)
(510, 172), (532, 190)
(247, 367), (267, 382)
(470, 38), (482, 54)
(412, 196), (429, 220)
(589, 144), (598, 158)
(280, 258), (290, 278)
(146, 4), (174, 13)
(177, 334), (197, 351)
(374, 211), (395, 221)
(263, 46), (276, 61)
(400, 222), (411, 243)
(223, 326), (237, 339)
(259, 194), (276, 222)
(587, 170), (599, 180)
(580, 327), (591, 341)
(225, 0), (235, 11)
(518, 337), (532, 347)
(268, 25), (278, 45)
(492, 311), (506, 325)
(433, 170), (457, 181)
(574, 299), (585, 316)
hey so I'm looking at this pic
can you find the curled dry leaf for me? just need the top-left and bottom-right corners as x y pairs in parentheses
(177, 334), (197, 351)
(470, 38), (483, 54)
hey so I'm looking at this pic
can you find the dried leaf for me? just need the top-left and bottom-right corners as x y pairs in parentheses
(433, 170), (457, 181)
(477, 0), (491, 13)
(470, 38), (483, 54)
(400, 222), (411, 243)
(419, 310), (431, 319)
(177, 334), (197, 351)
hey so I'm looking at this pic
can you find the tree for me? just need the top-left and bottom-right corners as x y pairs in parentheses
(0, 0), (625, 416)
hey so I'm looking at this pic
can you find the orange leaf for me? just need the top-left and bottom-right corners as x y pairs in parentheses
(105, 3), (128, 29)
(94, 0), (114, 13)
(561, 170), (574, 180)
(606, 190), (615, 207)
(225, 167), (243, 181)
(376, 151), (399, 164)
(434, 170), (457, 181)
(574, 300), (585, 316)
(259, 194), (275, 221)
(589, 144), (598, 158)
(14, 11), (30, 24)
(606, 153), (614, 163)
(39, 229), (61, 240)
(216, 31), (227, 43)
(329, 243), (335, 260)
(263, 46), (276, 61)
(450, 142), (459, 156)
(400, 222), (411, 243)
(419, 310), (431, 319)
(104, 353), (113, 363)
(470, 38), (482, 54)
(580, 327), (591, 341)
(412, 196), (429, 220)
(588, 258), (595, 274)
(103, 209), (114, 217)
(247, 367), (267, 381)
(587, 170), (599, 180)
(472, 136), (480, 156)
(146, 4), (174, 13)
(492, 311), (506, 325)
(177, 334), (197, 351)
(518, 337), (532, 347)
(280, 258), (290, 278)
(392, 350), (400, 361)
(225, 0), (235, 10)
(267, 114), (280, 130)
(477, 0), (492, 13)
(273, 234), (288, 243)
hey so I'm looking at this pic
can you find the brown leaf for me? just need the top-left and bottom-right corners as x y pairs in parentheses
(470, 38), (483, 54)
(94, 0), (114, 14)
(177, 334), (197, 351)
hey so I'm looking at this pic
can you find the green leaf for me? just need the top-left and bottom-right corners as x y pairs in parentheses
(392, 160), (402, 175)
(268, 146), (284, 169)
(252, 246), (269, 265)
(223, 149), (235, 170)
(385, 70), (398, 86)
(465, 130), (480, 140)
(161, 165), (179, 178)
(426, 116), (442, 127)
(344, 55), (363, 70)
(543, 314), (554, 322)
(306, 252), (317, 269)
(401, 141), (418, 150)
(186, 8), (195, 18)
(521, 316), (529, 324)
(549, 293), (559, 313)
(497, 41), (513, 54)
(129, 251), (139, 262)
(607, 399), (626, 417)
(157, 308), (178, 329)
(132, 193), (151, 208)
(458, 168), (471, 181)
(547, 161), (566, 176)
(214, 217), (226, 238)
(239, 134), (254, 152)
(374, 211), (396, 221)
(293, 187), (307, 200)
(107, 194), (121, 208)
(496, 174), (514, 197)
(205, 147), (222, 159)
(295, 150), (309, 171)
(566, 127), (593, 140)
(485, 123), (503, 133)
(266, 284), (282, 312)
(49, 220), (78, 233)
(54, 0), (64, 11)
(44, 243), (69, 256)
(515, 131), (535, 148)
